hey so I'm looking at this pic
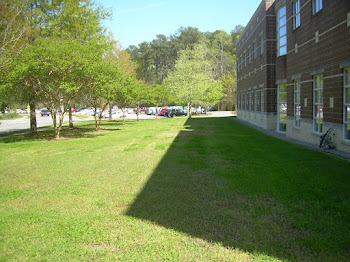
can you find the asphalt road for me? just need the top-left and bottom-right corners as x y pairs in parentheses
(0, 113), (166, 134)
(0, 114), (85, 134)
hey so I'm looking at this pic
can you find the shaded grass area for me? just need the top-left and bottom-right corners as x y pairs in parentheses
(0, 118), (349, 261)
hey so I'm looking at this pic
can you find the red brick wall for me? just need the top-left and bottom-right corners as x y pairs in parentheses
(283, 0), (350, 123)
(237, 0), (276, 113)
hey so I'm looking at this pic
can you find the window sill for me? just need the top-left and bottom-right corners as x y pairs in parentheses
(293, 26), (301, 32)
(312, 9), (323, 17)
(277, 54), (287, 58)
(341, 139), (350, 146)
(312, 131), (322, 137)
(276, 130), (287, 135)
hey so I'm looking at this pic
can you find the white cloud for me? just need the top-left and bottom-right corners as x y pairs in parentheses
(118, 2), (167, 14)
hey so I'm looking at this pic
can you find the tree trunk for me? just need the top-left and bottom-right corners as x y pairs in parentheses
(69, 107), (74, 128)
(98, 113), (102, 130)
(51, 111), (59, 139)
(56, 111), (65, 139)
(109, 104), (112, 121)
(136, 104), (140, 121)
(29, 94), (38, 136)
(155, 104), (159, 119)
(94, 106), (99, 130)
(122, 108), (126, 125)
(55, 128), (60, 139)
(187, 102), (192, 118)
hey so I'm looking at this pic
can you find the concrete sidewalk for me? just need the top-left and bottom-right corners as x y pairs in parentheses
(231, 117), (350, 162)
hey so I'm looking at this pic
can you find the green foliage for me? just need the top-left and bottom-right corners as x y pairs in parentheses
(47, 0), (109, 41)
(2, 0), (121, 137)
(128, 26), (245, 109)
(150, 84), (173, 107)
(0, 112), (20, 120)
(0, 0), (31, 68)
(220, 73), (237, 111)
(165, 44), (216, 116)
(206, 30), (234, 78)
(128, 27), (205, 85)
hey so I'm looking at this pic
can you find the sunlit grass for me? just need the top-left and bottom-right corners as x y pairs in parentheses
(0, 118), (349, 261)
(0, 112), (21, 120)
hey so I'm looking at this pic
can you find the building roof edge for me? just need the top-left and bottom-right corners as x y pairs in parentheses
(236, 0), (275, 45)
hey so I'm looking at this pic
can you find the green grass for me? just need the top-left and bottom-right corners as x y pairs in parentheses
(0, 112), (21, 120)
(0, 118), (349, 261)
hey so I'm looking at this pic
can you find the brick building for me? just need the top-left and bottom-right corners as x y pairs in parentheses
(236, 0), (350, 153)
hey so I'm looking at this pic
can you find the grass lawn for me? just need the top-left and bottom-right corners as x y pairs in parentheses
(0, 113), (23, 121)
(0, 117), (349, 261)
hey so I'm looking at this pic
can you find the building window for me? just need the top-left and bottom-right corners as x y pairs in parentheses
(261, 89), (264, 127)
(249, 91), (252, 112)
(240, 55), (243, 70)
(294, 79), (301, 127)
(293, 0), (301, 29)
(239, 94), (243, 109)
(344, 68), (350, 140)
(248, 47), (252, 64)
(244, 51), (247, 67)
(253, 41), (257, 59)
(277, 6), (287, 56)
(278, 83), (287, 132)
(260, 34), (264, 55)
(238, 94), (240, 109)
(313, 74), (323, 133)
(237, 58), (240, 72)
(254, 90), (258, 124)
(313, 0), (323, 14)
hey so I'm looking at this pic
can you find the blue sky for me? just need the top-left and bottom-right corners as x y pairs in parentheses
(97, 0), (262, 48)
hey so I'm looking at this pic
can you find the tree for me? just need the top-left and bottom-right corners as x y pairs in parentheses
(6, 0), (110, 137)
(12, 38), (104, 138)
(171, 27), (204, 51)
(230, 25), (245, 54)
(130, 81), (149, 121)
(128, 41), (157, 84)
(0, 0), (31, 69)
(1, 0), (52, 135)
(83, 57), (126, 130)
(165, 44), (215, 118)
(201, 82), (224, 113)
(220, 71), (237, 111)
(114, 74), (135, 126)
(207, 30), (234, 79)
(150, 35), (174, 84)
(127, 27), (205, 85)
(147, 84), (172, 119)
(105, 39), (139, 123)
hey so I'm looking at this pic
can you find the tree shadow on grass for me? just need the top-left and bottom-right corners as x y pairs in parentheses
(126, 117), (350, 261)
(0, 120), (128, 144)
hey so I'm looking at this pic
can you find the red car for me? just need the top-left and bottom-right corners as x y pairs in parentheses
(160, 108), (170, 116)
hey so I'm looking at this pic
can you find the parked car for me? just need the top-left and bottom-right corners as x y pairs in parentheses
(168, 108), (187, 117)
(41, 109), (50, 116)
(183, 107), (198, 114)
(161, 108), (172, 117)
(146, 107), (157, 115)
(102, 110), (123, 119)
